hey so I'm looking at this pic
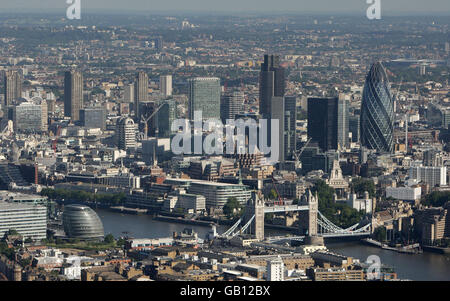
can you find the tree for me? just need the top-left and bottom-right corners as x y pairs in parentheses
(223, 197), (242, 218)
(422, 192), (450, 207)
(268, 189), (278, 200)
(311, 180), (365, 229)
(351, 178), (375, 197)
(373, 227), (387, 242)
(104, 234), (115, 244)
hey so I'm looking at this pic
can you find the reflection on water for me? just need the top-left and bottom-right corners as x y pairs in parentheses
(97, 209), (450, 281)
(328, 242), (450, 281)
(96, 209), (226, 239)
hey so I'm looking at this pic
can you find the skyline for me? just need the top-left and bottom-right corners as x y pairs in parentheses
(0, 0), (450, 15)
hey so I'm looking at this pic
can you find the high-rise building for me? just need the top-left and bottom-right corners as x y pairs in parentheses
(284, 96), (297, 160)
(266, 257), (284, 281)
(157, 99), (177, 138)
(220, 91), (244, 123)
(337, 96), (349, 149)
(308, 97), (348, 151)
(259, 54), (285, 117)
(445, 42), (450, 53)
(124, 83), (134, 103)
(360, 62), (394, 153)
(349, 115), (360, 143)
(80, 107), (106, 130)
(270, 96), (285, 163)
(64, 70), (83, 122)
(116, 117), (137, 150)
(134, 71), (148, 120)
(409, 166), (447, 187)
(12, 98), (47, 133)
(160, 75), (173, 97)
(4, 70), (22, 107)
(0, 202), (47, 241)
(188, 77), (221, 120)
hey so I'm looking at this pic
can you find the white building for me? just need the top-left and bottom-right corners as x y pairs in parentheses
(386, 186), (421, 202)
(177, 193), (206, 214)
(0, 201), (47, 240)
(346, 192), (373, 214)
(266, 257), (284, 281)
(409, 166), (447, 187)
(116, 117), (137, 150)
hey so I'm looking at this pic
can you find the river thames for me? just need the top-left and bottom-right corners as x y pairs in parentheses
(96, 209), (450, 281)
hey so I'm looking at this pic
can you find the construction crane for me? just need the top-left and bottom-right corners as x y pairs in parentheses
(393, 79), (403, 110)
(141, 103), (165, 139)
(271, 175), (284, 206)
(292, 138), (312, 169)
(52, 125), (62, 152)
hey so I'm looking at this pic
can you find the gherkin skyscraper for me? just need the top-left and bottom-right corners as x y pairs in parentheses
(361, 62), (394, 153)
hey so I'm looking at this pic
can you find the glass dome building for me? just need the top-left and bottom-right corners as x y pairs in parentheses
(62, 204), (104, 241)
(360, 62), (394, 153)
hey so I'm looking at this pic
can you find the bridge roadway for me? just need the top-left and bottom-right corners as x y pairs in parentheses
(265, 232), (371, 242)
(264, 205), (309, 213)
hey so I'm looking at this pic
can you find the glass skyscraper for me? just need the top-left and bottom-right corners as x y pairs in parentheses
(360, 62), (394, 153)
(259, 54), (285, 117)
(307, 97), (348, 151)
(157, 99), (177, 138)
(188, 77), (221, 120)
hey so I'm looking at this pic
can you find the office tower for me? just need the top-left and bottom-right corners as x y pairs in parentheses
(39, 98), (48, 132)
(409, 166), (447, 187)
(80, 107), (106, 130)
(160, 75), (173, 97)
(64, 70), (83, 121)
(220, 91), (244, 123)
(337, 96), (349, 149)
(0, 202), (47, 241)
(267, 257), (284, 281)
(157, 99), (177, 138)
(284, 96), (297, 160)
(154, 37), (163, 51)
(360, 62), (394, 153)
(308, 97), (349, 151)
(116, 117), (137, 150)
(445, 42), (449, 53)
(134, 71), (148, 120)
(12, 99), (47, 133)
(188, 77), (221, 120)
(124, 83), (134, 103)
(349, 115), (361, 143)
(270, 96), (285, 163)
(4, 70), (22, 107)
(259, 54), (285, 117)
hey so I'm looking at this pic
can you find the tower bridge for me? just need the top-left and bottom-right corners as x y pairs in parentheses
(219, 190), (372, 241)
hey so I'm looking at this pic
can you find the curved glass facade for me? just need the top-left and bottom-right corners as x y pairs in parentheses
(361, 62), (394, 153)
(63, 204), (104, 241)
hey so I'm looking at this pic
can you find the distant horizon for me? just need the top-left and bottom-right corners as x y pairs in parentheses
(0, 10), (449, 17)
(0, 0), (449, 17)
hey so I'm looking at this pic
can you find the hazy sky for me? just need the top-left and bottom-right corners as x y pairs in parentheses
(0, 0), (449, 14)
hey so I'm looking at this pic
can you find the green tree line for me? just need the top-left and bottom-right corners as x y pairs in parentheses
(41, 188), (126, 206)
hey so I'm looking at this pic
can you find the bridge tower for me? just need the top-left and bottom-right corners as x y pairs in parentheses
(245, 191), (265, 241)
(307, 190), (318, 236)
(298, 189), (318, 236)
